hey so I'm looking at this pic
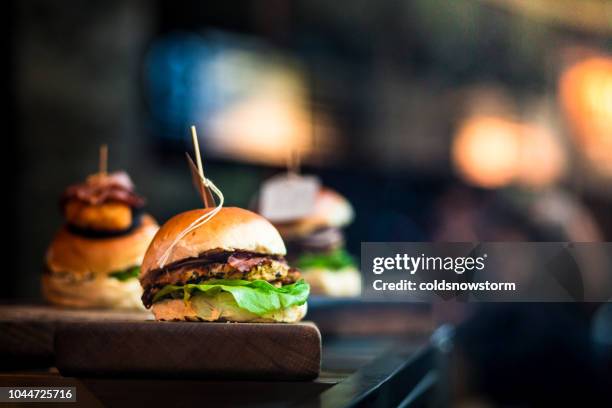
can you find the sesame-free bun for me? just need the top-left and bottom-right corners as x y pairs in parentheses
(42, 273), (146, 310)
(151, 296), (307, 323)
(141, 207), (286, 277)
(273, 188), (353, 239)
(45, 214), (158, 276)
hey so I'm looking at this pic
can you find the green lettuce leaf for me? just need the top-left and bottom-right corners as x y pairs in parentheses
(108, 266), (140, 281)
(296, 248), (356, 271)
(152, 279), (310, 316)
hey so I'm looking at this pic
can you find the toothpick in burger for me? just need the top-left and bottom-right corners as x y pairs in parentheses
(43, 168), (158, 309)
(139, 128), (309, 322)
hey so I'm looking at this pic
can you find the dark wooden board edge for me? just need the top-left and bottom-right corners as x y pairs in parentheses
(0, 305), (152, 370)
(55, 321), (322, 381)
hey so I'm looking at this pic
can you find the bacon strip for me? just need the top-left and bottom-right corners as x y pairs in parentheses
(61, 171), (145, 208)
(227, 253), (270, 272)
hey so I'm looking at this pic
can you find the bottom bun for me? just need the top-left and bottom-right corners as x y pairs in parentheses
(152, 292), (307, 323)
(303, 267), (362, 297)
(42, 273), (144, 310)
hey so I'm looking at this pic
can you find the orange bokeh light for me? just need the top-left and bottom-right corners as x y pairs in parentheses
(559, 56), (612, 176)
(453, 116), (522, 188)
(452, 115), (565, 188)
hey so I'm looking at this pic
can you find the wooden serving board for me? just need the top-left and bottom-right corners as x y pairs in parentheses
(0, 305), (152, 369)
(55, 321), (321, 380)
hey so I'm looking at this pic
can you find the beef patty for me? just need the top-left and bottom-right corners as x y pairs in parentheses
(140, 250), (300, 307)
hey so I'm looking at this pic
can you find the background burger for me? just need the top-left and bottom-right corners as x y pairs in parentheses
(43, 171), (158, 309)
(271, 187), (361, 297)
(139, 207), (309, 322)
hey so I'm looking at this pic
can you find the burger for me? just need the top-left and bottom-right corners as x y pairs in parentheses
(271, 187), (361, 297)
(139, 207), (309, 322)
(43, 172), (158, 309)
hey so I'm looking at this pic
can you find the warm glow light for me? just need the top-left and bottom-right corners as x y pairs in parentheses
(209, 94), (313, 164)
(452, 116), (565, 188)
(516, 123), (565, 188)
(452, 116), (522, 188)
(559, 56), (612, 176)
(194, 49), (339, 165)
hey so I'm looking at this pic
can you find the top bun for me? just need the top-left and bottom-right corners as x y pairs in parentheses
(274, 188), (354, 239)
(141, 207), (286, 276)
(46, 214), (158, 275)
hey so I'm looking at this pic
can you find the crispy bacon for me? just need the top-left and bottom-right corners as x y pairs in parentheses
(227, 253), (270, 272)
(61, 171), (145, 208)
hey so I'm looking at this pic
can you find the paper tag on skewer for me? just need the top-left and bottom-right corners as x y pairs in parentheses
(186, 153), (216, 208)
(259, 174), (320, 222)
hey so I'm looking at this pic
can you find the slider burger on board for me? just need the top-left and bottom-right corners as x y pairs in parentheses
(43, 169), (159, 309)
(140, 208), (309, 322)
(271, 187), (361, 297)
(139, 128), (309, 322)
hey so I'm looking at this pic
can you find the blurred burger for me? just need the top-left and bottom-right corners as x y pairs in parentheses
(139, 207), (309, 322)
(43, 172), (158, 309)
(272, 188), (361, 297)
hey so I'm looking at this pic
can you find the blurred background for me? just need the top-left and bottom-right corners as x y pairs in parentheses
(5, 0), (612, 298)
(5, 1), (612, 405)
(6, 0), (612, 300)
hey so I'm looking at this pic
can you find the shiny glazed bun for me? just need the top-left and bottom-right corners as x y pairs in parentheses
(140, 207), (286, 278)
(46, 215), (158, 276)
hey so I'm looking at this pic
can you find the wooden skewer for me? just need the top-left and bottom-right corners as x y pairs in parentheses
(191, 126), (205, 180)
(293, 149), (301, 174)
(189, 126), (215, 208)
(287, 148), (300, 175)
(99, 144), (108, 176)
